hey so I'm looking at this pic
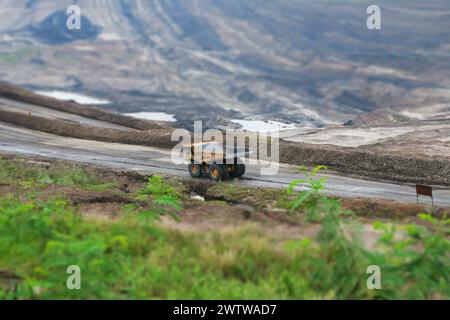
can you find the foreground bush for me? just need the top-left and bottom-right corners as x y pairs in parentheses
(0, 161), (448, 299)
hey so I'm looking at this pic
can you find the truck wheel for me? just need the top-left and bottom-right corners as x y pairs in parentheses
(208, 164), (224, 181)
(237, 164), (246, 177)
(188, 164), (202, 178)
(230, 164), (246, 178)
(221, 164), (230, 180)
(229, 164), (240, 178)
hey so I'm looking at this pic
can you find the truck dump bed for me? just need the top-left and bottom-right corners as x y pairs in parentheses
(183, 142), (251, 163)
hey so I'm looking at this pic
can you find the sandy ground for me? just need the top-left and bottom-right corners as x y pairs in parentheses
(283, 126), (417, 147)
(283, 123), (450, 158)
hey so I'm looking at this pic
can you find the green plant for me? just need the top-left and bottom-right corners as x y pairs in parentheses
(0, 159), (117, 191)
(279, 166), (449, 299)
(280, 165), (332, 218)
(0, 196), (315, 299)
(136, 175), (182, 217)
(0, 162), (448, 300)
(0, 196), (165, 299)
(370, 214), (450, 299)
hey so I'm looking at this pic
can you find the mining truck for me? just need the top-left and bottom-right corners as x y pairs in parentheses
(184, 141), (250, 181)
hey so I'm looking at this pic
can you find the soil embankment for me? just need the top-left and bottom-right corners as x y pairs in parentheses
(1, 82), (450, 185)
(0, 82), (167, 130)
(1, 153), (446, 218)
(0, 109), (176, 149)
(280, 142), (450, 186)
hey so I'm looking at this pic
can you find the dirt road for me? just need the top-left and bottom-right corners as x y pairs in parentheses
(1, 121), (449, 206)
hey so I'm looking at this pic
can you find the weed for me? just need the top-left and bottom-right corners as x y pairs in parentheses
(281, 165), (450, 299)
(0, 161), (448, 299)
(136, 175), (182, 218)
(0, 158), (117, 191)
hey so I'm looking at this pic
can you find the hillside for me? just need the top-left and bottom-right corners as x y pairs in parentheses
(0, 0), (449, 128)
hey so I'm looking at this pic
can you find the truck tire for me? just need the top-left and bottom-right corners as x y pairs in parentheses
(230, 164), (245, 178)
(229, 164), (239, 178)
(188, 163), (202, 178)
(237, 164), (246, 177)
(221, 164), (230, 180)
(208, 164), (224, 181)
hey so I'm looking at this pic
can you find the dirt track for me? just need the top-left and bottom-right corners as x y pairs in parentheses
(1, 97), (449, 185)
(0, 109), (176, 149)
(0, 82), (167, 130)
(0, 83), (450, 196)
(1, 122), (449, 207)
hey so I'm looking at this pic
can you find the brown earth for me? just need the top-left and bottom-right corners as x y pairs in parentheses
(0, 109), (177, 149)
(1, 83), (450, 185)
(0, 82), (169, 131)
(1, 153), (445, 218)
(280, 142), (450, 186)
(1, 154), (446, 246)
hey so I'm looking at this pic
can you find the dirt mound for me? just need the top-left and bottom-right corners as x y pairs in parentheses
(340, 197), (444, 218)
(1, 92), (450, 185)
(0, 109), (176, 149)
(280, 142), (450, 186)
(0, 82), (168, 130)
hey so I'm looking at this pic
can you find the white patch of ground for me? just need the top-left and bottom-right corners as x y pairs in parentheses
(191, 194), (205, 201)
(400, 104), (450, 120)
(0, 34), (15, 41)
(74, 45), (97, 52)
(400, 111), (426, 120)
(99, 33), (122, 41)
(124, 112), (176, 122)
(35, 90), (110, 105)
(284, 126), (417, 147)
(359, 65), (417, 80)
(231, 119), (300, 132)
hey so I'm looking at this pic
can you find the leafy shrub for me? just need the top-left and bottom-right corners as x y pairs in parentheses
(136, 175), (182, 216)
(281, 165), (450, 299)
(0, 196), (315, 299)
(0, 163), (448, 299)
(370, 214), (450, 299)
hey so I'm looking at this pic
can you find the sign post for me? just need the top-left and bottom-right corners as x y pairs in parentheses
(416, 184), (433, 205)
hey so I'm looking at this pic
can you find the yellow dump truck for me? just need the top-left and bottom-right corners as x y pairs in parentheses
(184, 141), (250, 181)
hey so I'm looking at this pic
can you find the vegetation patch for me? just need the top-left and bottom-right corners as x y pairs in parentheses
(207, 183), (286, 208)
(0, 156), (448, 299)
(0, 158), (118, 192)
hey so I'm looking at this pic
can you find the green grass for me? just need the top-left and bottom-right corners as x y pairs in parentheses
(277, 166), (450, 299)
(208, 183), (286, 208)
(1, 192), (447, 299)
(0, 159), (448, 299)
(0, 196), (315, 299)
(0, 158), (117, 191)
(134, 175), (183, 218)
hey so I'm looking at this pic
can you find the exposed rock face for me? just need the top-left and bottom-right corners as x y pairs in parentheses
(0, 0), (449, 129)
